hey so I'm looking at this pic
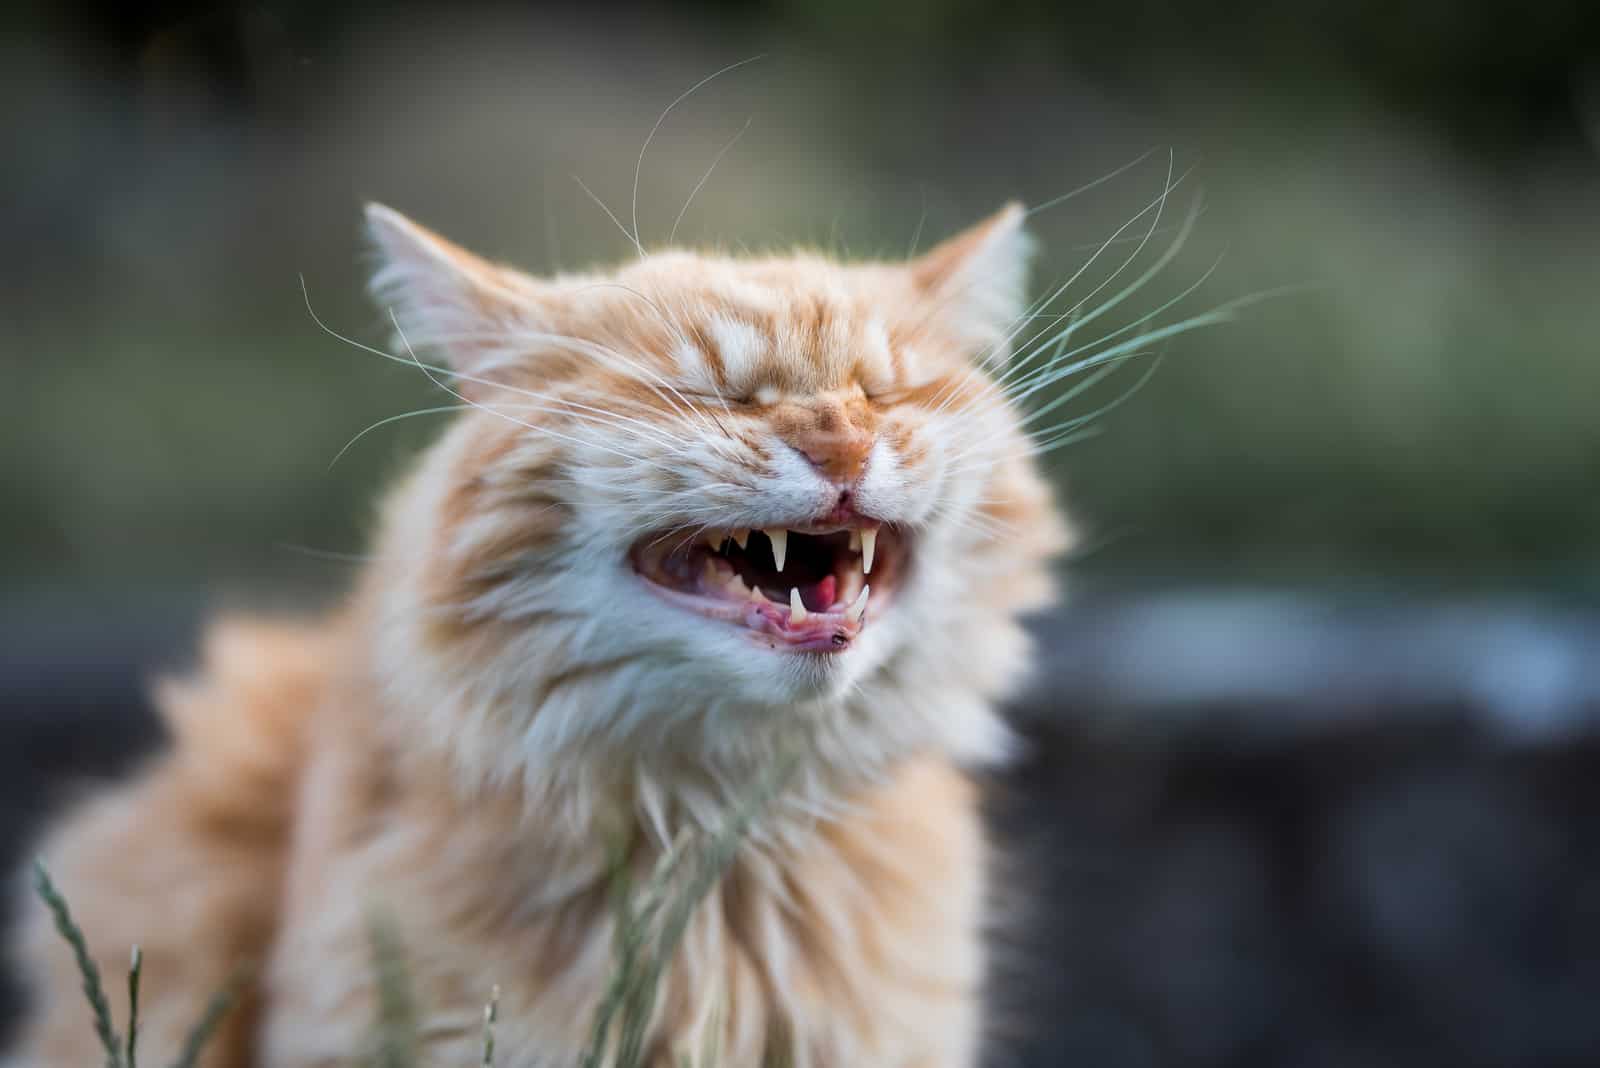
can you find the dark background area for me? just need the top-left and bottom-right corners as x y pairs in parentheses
(5, 1), (1600, 1064)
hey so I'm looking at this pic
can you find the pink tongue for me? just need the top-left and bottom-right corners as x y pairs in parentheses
(803, 575), (837, 612)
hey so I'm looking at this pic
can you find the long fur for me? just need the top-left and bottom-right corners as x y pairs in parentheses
(10, 203), (1068, 1067)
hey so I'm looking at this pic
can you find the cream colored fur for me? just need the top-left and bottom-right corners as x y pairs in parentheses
(10, 203), (1068, 1067)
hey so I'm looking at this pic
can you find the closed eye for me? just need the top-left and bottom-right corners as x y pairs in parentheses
(678, 390), (755, 408)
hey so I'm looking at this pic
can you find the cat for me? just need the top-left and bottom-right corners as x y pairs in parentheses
(9, 201), (1068, 1067)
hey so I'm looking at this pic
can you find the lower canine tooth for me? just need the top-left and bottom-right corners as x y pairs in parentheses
(789, 587), (807, 623)
(845, 584), (870, 623)
(766, 529), (788, 572)
(860, 529), (877, 574)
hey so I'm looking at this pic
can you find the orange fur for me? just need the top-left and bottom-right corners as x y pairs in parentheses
(9, 204), (1067, 1067)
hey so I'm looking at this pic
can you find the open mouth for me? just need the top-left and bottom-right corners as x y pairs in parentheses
(630, 522), (907, 652)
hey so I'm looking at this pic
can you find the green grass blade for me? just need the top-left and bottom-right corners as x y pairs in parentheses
(165, 970), (243, 1068)
(365, 914), (419, 1068)
(32, 859), (123, 1068)
(480, 985), (499, 1068)
(126, 945), (142, 1068)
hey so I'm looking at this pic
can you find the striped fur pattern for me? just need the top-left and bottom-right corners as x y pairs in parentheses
(10, 204), (1069, 1067)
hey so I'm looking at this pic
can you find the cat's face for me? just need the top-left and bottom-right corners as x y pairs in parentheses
(364, 205), (1066, 776)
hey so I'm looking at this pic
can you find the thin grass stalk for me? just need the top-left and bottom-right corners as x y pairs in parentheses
(126, 945), (142, 1068)
(481, 985), (500, 1068)
(32, 859), (122, 1068)
(166, 972), (243, 1068)
(366, 915), (419, 1068)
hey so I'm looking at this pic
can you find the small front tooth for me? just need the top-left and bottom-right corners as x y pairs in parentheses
(706, 531), (726, 551)
(766, 529), (788, 572)
(845, 584), (870, 623)
(731, 529), (749, 550)
(848, 530), (862, 553)
(789, 587), (807, 623)
(860, 528), (877, 575)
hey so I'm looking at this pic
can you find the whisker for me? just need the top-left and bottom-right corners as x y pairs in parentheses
(1003, 247), (1221, 410)
(328, 404), (466, 470)
(906, 189), (928, 258)
(669, 117), (752, 246)
(305, 291), (674, 463)
(1022, 147), (1157, 218)
(573, 175), (642, 256)
(971, 154), (1184, 405)
(941, 189), (1209, 432)
(920, 156), (1189, 419)
(273, 543), (375, 564)
(632, 54), (766, 253)
(387, 310), (676, 473)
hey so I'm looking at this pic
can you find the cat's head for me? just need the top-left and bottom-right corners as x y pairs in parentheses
(360, 204), (1069, 796)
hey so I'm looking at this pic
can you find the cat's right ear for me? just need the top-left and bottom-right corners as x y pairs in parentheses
(364, 203), (550, 392)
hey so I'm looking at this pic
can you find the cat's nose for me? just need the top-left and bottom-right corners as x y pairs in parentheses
(793, 426), (874, 483)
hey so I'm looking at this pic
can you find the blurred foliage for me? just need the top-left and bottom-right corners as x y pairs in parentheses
(4, 0), (1599, 595)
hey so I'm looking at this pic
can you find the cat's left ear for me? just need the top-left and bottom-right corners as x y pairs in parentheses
(365, 203), (551, 391)
(907, 202), (1033, 352)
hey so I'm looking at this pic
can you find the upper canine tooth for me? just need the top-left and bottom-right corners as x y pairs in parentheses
(848, 530), (862, 553)
(860, 529), (877, 575)
(766, 528), (788, 572)
(845, 584), (870, 623)
(731, 529), (749, 550)
(789, 587), (807, 623)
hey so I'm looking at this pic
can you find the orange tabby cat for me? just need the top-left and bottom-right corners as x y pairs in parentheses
(9, 202), (1067, 1067)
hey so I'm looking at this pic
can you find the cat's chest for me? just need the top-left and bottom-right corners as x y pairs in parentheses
(270, 751), (984, 1065)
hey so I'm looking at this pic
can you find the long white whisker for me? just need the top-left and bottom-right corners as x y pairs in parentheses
(1010, 281), (1313, 405)
(669, 117), (752, 246)
(556, 279), (741, 450)
(573, 175), (642, 256)
(386, 310), (676, 473)
(906, 188), (928, 258)
(941, 182), (1202, 432)
(972, 153), (1182, 405)
(632, 54), (766, 253)
(301, 281), (708, 458)
(328, 404), (465, 470)
(920, 157), (1188, 420)
(1003, 247), (1220, 410)
(979, 152), (1183, 381)
(1022, 147), (1157, 218)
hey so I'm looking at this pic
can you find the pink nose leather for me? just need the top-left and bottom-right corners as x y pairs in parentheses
(794, 427), (874, 482)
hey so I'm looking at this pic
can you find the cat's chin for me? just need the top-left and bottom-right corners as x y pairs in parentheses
(629, 521), (908, 654)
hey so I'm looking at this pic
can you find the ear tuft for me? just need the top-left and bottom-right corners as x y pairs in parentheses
(364, 203), (545, 384)
(909, 202), (1034, 351)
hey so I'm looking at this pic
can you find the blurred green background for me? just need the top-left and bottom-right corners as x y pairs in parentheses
(6, 0), (1600, 600)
